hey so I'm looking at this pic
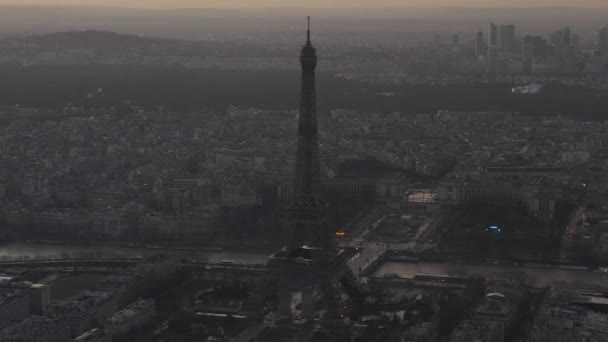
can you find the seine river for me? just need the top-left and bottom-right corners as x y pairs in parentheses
(374, 261), (608, 288)
(4, 241), (607, 288)
(0, 242), (271, 265)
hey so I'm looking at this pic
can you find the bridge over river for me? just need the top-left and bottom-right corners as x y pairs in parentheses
(2, 242), (607, 289)
(375, 261), (608, 288)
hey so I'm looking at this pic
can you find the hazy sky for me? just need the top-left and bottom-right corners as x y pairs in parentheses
(1, 0), (608, 8)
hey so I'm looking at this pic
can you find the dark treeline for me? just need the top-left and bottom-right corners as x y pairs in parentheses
(0, 64), (607, 120)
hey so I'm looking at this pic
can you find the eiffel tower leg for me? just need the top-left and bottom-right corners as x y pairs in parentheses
(319, 273), (338, 319)
(302, 286), (314, 319)
(278, 286), (292, 318)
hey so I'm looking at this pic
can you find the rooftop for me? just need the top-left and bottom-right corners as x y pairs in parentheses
(75, 328), (109, 342)
(107, 298), (155, 325)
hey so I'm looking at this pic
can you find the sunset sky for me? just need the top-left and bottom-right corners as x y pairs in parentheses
(1, 0), (607, 8)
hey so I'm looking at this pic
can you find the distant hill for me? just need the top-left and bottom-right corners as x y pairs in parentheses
(26, 30), (171, 49)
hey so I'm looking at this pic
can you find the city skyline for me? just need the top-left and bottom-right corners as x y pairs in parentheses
(0, 3), (606, 341)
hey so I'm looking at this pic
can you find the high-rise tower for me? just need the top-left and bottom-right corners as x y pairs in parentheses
(487, 22), (498, 75)
(499, 24), (515, 52)
(475, 31), (485, 58)
(600, 26), (608, 54)
(522, 35), (547, 74)
(551, 26), (572, 61)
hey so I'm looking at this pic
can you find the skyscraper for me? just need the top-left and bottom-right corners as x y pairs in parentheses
(475, 31), (485, 58)
(487, 23), (498, 74)
(489, 22), (498, 47)
(551, 26), (572, 61)
(571, 33), (580, 46)
(555, 26), (572, 46)
(499, 24), (515, 52)
(522, 36), (547, 74)
(522, 40), (534, 74)
(599, 26), (608, 54)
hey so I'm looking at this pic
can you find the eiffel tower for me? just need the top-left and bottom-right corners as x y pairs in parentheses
(267, 17), (350, 321)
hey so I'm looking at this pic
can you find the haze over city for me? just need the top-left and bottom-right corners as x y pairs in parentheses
(0, 1), (607, 342)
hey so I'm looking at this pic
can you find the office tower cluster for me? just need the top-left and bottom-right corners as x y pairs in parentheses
(444, 23), (608, 76)
(469, 22), (608, 75)
(487, 23), (517, 74)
